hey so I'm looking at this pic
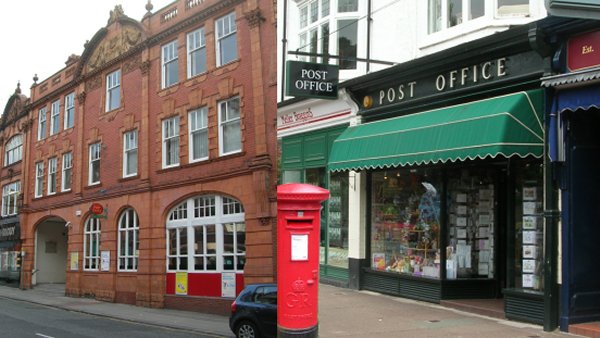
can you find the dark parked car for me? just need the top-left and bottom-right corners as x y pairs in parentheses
(229, 283), (277, 338)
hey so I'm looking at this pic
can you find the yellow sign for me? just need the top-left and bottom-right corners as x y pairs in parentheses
(175, 272), (188, 295)
(70, 252), (79, 271)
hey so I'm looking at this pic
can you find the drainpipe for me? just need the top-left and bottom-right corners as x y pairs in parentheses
(280, 0), (288, 100)
(366, 0), (372, 73)
(529, 23), (559, 332)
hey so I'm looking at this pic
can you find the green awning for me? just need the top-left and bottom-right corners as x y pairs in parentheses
(329, 90), (544, 172)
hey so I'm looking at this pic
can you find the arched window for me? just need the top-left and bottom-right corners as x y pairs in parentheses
(166, 195), (245, 272)
(84, 217), (101, 270)
(118, 208), (139, 271)
(4, 134), (23, 166)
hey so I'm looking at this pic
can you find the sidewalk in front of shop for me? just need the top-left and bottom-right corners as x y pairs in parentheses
(0, 281), (587, 337)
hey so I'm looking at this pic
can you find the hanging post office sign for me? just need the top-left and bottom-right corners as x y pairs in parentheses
(286, 60), (339, 99)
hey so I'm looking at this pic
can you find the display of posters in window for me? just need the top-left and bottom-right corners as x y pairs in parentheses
(372, 253), (386, 271)
(523, 259), (536, 273)
(523, 215), (539, 229)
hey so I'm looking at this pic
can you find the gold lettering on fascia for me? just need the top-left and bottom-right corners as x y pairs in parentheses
(582, 45), (595, 55)
(378, 57), (508, 106)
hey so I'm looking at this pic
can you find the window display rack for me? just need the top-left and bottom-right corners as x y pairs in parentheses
(446, 170), (495, 279)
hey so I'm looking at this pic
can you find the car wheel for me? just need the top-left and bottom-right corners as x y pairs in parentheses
(236, 320), (260, 338)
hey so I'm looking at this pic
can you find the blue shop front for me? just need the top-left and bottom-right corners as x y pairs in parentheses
(542, 26), (600, 331)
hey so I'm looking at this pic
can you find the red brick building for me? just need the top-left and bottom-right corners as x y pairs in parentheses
(16, 0), (276, 314)
(0, 84), (30, 284)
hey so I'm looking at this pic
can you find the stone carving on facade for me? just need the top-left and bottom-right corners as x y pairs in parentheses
(140, 60), (151, 75)
(86, 25), (143, 73)
(244, 8), (265, 28)
(108, 5), (125, 25)
(123, 55), (142, 74)
(86, 76), (102, 92)
(77, 91), (87, 104)
(18, 119), (34, 133)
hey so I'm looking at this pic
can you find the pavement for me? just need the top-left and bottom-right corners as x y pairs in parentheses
(0, 281), (586, 338)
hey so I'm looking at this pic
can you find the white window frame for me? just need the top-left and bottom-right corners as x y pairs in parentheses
(215, 12), (238, 67)
(4, 134), (23, 166)
(47, 157), (57, 195)
(61, 152), (72, 192)
(166, 195), (245, 273)
(64, 92), (75, 129)
(123, 130), (138, 178)
(38, 108), (47, 141)
(218, 97), (241, 156)
(89, 143), (101, 186)
(187, 28), (207, 78)
(162, 40), (179, 88)
(35, 162), (44, 198)
(162, 116), (180, 168)
(106, 70), (121, 112)
(118, 208), (139, 272)
(1, 181), (20, 217)
(421, 0), (540, 49)
(84, 217), (101, 271)
(189, 107), (209, 162)
(50, 100), (60, 136)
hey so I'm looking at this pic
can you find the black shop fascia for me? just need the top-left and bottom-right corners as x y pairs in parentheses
(343, 32), (545, 121)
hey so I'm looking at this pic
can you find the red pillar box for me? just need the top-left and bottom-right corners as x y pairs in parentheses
(277, 183), (329, 338)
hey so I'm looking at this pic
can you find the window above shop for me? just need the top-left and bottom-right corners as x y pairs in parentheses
(420, 0), (544, 52)
(296, 0), (359, 72)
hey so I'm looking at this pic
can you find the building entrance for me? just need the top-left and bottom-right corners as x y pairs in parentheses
(34, 217), (68, 285)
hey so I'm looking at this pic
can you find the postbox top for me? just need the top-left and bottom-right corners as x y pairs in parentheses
(277, 183), (330, 202)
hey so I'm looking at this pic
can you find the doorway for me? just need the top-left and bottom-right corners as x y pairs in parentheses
(34, 217), (68, 285)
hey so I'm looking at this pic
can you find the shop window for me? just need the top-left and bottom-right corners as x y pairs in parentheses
(446, 168), (495, 279)
(167, 227), (188, 270)
(162, 40), (179, 88)
(514, 163), (544, 291)
(61, 152), (72, 192)
(64, 92), (75, 129)
(215, 12), (237, 67)
(187, 27), (206, 78)
(4, 134), (23, 166)
(1, 181), (20, 217)
(84, 217), (101, 270)
(118, 208), (139, 271)
(166, 195), (245, 272)
(325, 172), (349, 268)
(38, 108), (47, 141)
(370, 168), (441, 278)
(50, 100), (60, 136)
(282, 170), (302, 183)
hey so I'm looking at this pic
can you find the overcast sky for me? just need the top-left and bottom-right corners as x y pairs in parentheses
(0, 0), (173, 109)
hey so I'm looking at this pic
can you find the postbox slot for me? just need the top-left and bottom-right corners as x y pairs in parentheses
(285, 218), (314, 230)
